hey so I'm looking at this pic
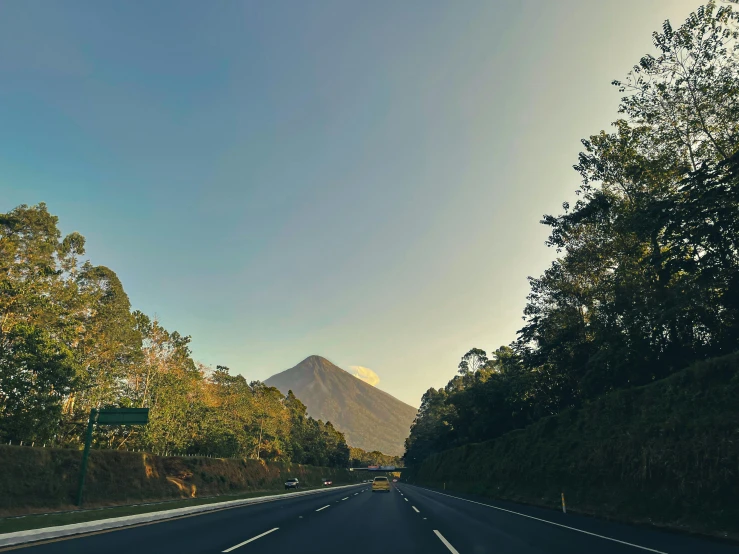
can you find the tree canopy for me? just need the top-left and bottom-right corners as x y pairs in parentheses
(0, 204), (351, 466)
(405, 1), (739, 466)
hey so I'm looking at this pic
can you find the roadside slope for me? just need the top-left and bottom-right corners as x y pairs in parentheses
(406, 353), (739, 540)
(0, 446), (358, 516)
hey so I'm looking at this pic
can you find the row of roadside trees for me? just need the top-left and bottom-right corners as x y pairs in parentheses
(405, 1), (739, 465)
(0, 205), (351, 466)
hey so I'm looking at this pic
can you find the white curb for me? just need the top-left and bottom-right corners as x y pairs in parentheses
(0, 483), (364, 548)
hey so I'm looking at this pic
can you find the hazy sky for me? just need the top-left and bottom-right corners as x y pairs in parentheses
(1, 0), (701, 406)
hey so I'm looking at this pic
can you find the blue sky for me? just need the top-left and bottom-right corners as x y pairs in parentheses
(0, 0), (700, 406)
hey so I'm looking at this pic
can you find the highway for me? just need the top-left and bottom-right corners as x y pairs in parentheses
(4, 483), (739, 554)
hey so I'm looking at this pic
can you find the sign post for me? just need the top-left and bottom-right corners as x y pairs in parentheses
(76, 408), (149, 506)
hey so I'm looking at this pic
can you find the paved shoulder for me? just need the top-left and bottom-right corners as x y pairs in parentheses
(1, 485), (365, 554)
(399, 484), (739, 554)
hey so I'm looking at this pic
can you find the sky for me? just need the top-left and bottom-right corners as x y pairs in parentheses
(0, 0), (702, 407)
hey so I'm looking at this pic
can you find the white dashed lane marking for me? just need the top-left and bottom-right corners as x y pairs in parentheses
(222, 528), (279, 552)
(433, 530), (460, 554)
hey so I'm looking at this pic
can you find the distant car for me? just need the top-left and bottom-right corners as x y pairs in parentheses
(284, 478), (300, 490)
(372, 476), (390, 492)
(323, 479), (333, 486)
(392, 478), (398, 483)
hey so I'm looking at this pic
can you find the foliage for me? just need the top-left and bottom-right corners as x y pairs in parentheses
(348, 446), (402, 468)
(0, 444), (360, 514)
(406, 354), (739, 539)
(405, 1), (739, 465)
(0, 206), (354, 467)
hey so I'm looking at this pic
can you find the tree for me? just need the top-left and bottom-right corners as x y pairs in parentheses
(349, 446), (402, 468)
(457, 348), (488, 375)
(0, 324), (78, 443)
(403, 387), (454, 465)
(0, 201), (381, 465)
(405, 3), (739, 466)
(613, 1), (738, 169)
(284, 390), (309, 462)
(68, 265), (142, 420)
(0, 204), (85, 444)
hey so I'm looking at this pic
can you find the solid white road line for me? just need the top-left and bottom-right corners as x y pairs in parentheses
(315, 505), (331, 512)
(433, 530), (460, 554)
(412, 506), (420, 513)
(222, 528), (279, 552)
(342, 497), (349, 501)
(418, 488), (667, 554)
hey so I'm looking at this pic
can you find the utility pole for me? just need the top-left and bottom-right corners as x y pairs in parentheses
(76, 409), (98, 506)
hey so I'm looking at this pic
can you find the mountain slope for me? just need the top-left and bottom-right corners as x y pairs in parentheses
(265, 356), (417, 456)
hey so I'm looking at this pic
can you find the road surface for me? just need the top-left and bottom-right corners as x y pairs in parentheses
(4, 483), (738, 553)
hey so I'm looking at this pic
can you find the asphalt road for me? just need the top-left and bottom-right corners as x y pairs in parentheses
(5, 482), (739, 554)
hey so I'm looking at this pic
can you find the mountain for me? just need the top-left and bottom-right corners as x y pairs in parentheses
(265, 355), (417, 456)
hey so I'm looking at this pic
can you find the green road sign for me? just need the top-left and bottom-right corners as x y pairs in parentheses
(97, 408), (150, 425)
(76, 407), (150, 506)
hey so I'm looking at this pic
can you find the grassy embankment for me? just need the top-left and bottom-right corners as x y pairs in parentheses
(406, 353), (739, 540)
(0, 446), (359, 529)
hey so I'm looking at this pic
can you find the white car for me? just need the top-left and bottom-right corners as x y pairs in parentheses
(284, 478), (300, 490)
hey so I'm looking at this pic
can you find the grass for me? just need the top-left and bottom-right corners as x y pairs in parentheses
(0, 485), (332, 534)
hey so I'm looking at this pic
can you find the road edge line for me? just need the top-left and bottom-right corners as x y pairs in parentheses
(413, 486), (667, 554)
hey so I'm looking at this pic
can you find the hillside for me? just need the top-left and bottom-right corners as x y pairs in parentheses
(406, 353), (739, 540)
(265, 356), (417, 456)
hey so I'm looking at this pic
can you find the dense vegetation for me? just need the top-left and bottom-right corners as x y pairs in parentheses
(0, 209), (352, 466)
(405, 354), (739, 539)
(405, 1), (739, 465)
(0, 445), (359, 515)
(349, 447), (402, 468)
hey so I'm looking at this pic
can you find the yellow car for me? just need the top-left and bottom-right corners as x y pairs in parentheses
(372, 476), (391, 492)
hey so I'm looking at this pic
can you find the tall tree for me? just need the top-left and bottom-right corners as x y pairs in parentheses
(457, 348), (488, 375)
(0, 204), (83, 444)
(405, 2), (739, 466)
